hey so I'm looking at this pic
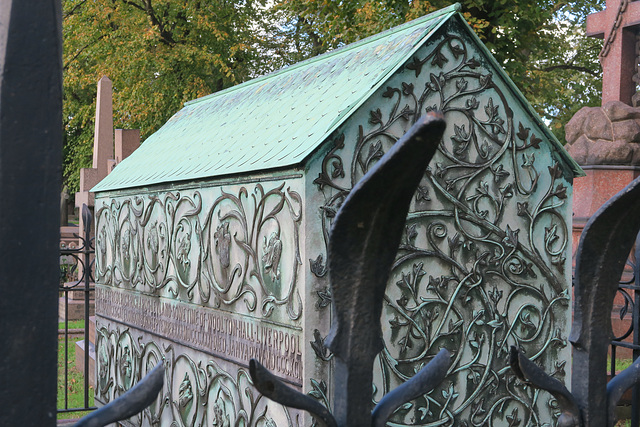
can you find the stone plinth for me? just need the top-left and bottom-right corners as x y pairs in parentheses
(75, 339), (96, 387)
(571, 166), (640, 257)
(59, 283), (95, 321)
(571, 166), (640, 360)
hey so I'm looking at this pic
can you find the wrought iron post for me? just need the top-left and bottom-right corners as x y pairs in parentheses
(59, 205), (97, 416)
(0, 0), (62, 425)
(249, 113), (452, 426)
(633, 233), (640, 426)
(511, 173), (640, 426)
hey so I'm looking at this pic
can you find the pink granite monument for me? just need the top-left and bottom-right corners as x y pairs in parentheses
(567, 0), (640, 356)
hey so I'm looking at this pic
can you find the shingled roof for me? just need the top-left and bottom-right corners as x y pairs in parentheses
(93, 4), (581, 193)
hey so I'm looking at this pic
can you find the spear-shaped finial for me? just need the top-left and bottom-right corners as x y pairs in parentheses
(250, 112), (451, 426)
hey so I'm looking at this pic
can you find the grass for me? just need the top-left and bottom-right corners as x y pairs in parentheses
(607, 356), (633, 373)
(616, 421), (631, 427)
(58, 319), (85, 330)
(57, 335), (94, 420)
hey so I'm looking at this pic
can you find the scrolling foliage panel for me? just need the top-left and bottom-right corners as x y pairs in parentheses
(308, 22), (572, 426)
(94, 178), (304, 324)
(95, 320), (300, 427)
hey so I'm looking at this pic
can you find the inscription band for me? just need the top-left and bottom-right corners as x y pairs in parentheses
(96, 285), (303, 384)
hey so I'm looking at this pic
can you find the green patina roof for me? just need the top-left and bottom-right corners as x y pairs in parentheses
(92, 5), (460, 192)
(93, 3), (581, 193)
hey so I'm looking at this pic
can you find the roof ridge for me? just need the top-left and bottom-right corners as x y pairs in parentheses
(185, 3), (461, 107)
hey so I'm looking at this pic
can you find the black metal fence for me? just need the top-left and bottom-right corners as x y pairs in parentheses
(610, 232), (640, 427)
(58, 205), (97, 418)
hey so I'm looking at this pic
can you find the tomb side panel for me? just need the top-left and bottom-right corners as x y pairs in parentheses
(94, 314), (303, 426)
(94, 176), (304, 324)
(94, 175), (306, 426)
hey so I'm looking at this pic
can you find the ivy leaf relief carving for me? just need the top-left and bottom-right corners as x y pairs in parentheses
(548, 163), (563, 179)
(382, 86), (396, 98)
(431, 50), (448, 68)
(506, 407), (522, 426)
(492, 164), (510, 182)
(316, 286), (332, 308)
(516, 202), (529, 217)
(465, 57), (480, 69)
(504, 225), (519, 248)
(479, 72), (493, 88)
(553, 183), (567, 199)
(415, 185), (431, 202)
(455, 78), (468, 93)
(450, 42), (464, 58)
(405, 224), (418, 245)
(529, 134), (542, 149)
(309, 254), (326, 277)
(369, 108), (383, 126)
(516, 122), (530, 141)
(310, 329), (332, 361)
(407, 55), (424, 77)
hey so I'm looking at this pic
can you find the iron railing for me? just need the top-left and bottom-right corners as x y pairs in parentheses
(58, 205), (97, 417)
(610, 231), (640, 426)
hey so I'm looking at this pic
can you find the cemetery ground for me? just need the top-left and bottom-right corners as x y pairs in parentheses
(57, 318), (93, 421)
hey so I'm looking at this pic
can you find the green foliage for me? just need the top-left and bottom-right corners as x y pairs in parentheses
(273, 0), (605, 143)
(63, 0), (606, 191)
(63, 0), (274, 192)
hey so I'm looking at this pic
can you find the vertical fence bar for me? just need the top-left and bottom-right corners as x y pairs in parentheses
(0, 1), (63, 425)
(632, 232), (640, 427)
(57, 205), (96, 418)
(83, 206), (92, 410)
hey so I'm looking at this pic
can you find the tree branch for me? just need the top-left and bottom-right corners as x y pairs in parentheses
(63, 0), (88, 19)
(540, 64), (600, 76)
(63, 34), (107, 71)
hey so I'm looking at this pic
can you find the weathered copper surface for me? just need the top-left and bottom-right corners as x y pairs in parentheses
(249, 114), (451, 426)
(511, 174), (640, 426)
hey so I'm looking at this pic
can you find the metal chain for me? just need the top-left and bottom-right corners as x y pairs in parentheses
(601, 0), (630, 58)
(633, 31), (640, 106)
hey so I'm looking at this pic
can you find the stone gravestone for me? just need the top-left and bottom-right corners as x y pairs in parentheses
(566, 0), (640, 359)
(92, 5), (581, 425)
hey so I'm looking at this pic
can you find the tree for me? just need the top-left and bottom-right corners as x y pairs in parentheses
(62, 0), (274, 193)
(63, 1), (605, 192)
(272, 0), (605, 142)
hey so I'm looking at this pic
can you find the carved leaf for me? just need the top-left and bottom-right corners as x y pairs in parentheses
(431, 50), (448, 68)
(506, 407), (521, 426)
(369, 108), (383, 126)
(316, 287), (332, 308)
(382, 86), (396, 98)
(505, 225), (519, 247)
(492, 164), (510, 182)
(516, 122), (530, 141)
(407, 56), (424, 77)
(465, 97), (479, 110)
(548, 163), (563, 179)
(450, 42), (464, 58)
(479, 73), (493, 88)
(456, 78), (468, 92)
(530, 134), (542, 149)
(309, 254), (326, 277)
(466, 57), (480, 69)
